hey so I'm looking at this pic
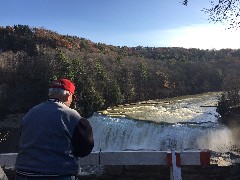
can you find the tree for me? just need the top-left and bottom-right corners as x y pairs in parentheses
(183, 0), (240, 29)
(134, 61), (149, 100)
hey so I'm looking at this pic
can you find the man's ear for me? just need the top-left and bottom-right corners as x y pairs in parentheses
(63, 94), (69, 102)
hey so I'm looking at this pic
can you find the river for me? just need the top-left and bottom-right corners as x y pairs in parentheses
(88, 92), (240, 166)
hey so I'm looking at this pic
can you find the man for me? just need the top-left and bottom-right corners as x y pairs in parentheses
(14, 78), (94, 180)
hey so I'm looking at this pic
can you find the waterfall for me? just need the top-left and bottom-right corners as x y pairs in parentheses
(89, 113), (226, 152)
(88, 92), (236, 155)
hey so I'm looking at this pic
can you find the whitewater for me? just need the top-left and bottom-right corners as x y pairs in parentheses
(88, 92), (240, 165)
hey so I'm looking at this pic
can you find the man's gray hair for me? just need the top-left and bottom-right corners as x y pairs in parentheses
(49, 88), (71, 96)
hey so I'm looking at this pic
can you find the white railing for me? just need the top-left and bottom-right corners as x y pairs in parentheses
(0, 150), (211, 180)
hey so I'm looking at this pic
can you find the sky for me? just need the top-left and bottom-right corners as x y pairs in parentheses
(1, 0), (240, 50)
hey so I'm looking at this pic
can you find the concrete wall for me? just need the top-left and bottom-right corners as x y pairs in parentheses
(3, 165), (240, 180)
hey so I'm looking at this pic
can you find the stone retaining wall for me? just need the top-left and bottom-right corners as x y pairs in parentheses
(3, 164), (240, 180)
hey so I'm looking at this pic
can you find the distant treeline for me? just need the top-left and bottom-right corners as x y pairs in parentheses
(0, 25), (240, 118)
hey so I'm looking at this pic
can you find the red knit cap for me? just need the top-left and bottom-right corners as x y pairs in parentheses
(51, 78), (75, 94)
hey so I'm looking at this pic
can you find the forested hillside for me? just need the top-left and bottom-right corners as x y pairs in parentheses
(0, 25), (240, 118)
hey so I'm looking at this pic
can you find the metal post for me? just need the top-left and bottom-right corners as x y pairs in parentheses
(170, 151), (182, 180)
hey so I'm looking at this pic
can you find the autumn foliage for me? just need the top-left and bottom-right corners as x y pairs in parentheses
(0, 25), (240, 118)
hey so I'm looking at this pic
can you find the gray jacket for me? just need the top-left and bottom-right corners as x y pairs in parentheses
(15, 99), (94, 176)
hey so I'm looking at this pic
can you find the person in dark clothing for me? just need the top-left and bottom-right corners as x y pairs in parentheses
(14, 78), (94, 180)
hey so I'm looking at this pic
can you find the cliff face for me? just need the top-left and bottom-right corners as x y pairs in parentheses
(217, 105), (240, 126)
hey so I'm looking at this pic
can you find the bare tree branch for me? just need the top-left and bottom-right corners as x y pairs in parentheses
(182, 0), (188, 6)
(183, 0), (240, 29)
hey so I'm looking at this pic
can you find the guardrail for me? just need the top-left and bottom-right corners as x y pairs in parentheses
(0, 150), (210, 180)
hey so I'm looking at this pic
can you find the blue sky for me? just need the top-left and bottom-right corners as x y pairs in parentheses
(1, 0), (240, 49)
